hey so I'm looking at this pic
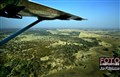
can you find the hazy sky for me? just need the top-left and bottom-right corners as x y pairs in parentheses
(0, 0), (119, 29)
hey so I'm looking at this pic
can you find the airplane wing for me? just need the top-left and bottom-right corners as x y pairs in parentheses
(18, 0), (86, 20)
(0, 0), (87, 45)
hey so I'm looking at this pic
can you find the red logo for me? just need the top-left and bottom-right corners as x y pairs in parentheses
(99, 57), (120, 70)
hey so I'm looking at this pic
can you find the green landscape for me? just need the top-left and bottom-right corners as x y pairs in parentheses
(0, 28), (120, 77)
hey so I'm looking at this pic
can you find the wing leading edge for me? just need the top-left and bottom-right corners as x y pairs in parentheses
(18, 0), (86, 20)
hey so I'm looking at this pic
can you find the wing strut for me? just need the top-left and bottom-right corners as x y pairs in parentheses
(0, 19), (43, 46)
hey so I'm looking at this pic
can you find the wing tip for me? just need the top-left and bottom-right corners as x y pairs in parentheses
(74, 17), (88, 21)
